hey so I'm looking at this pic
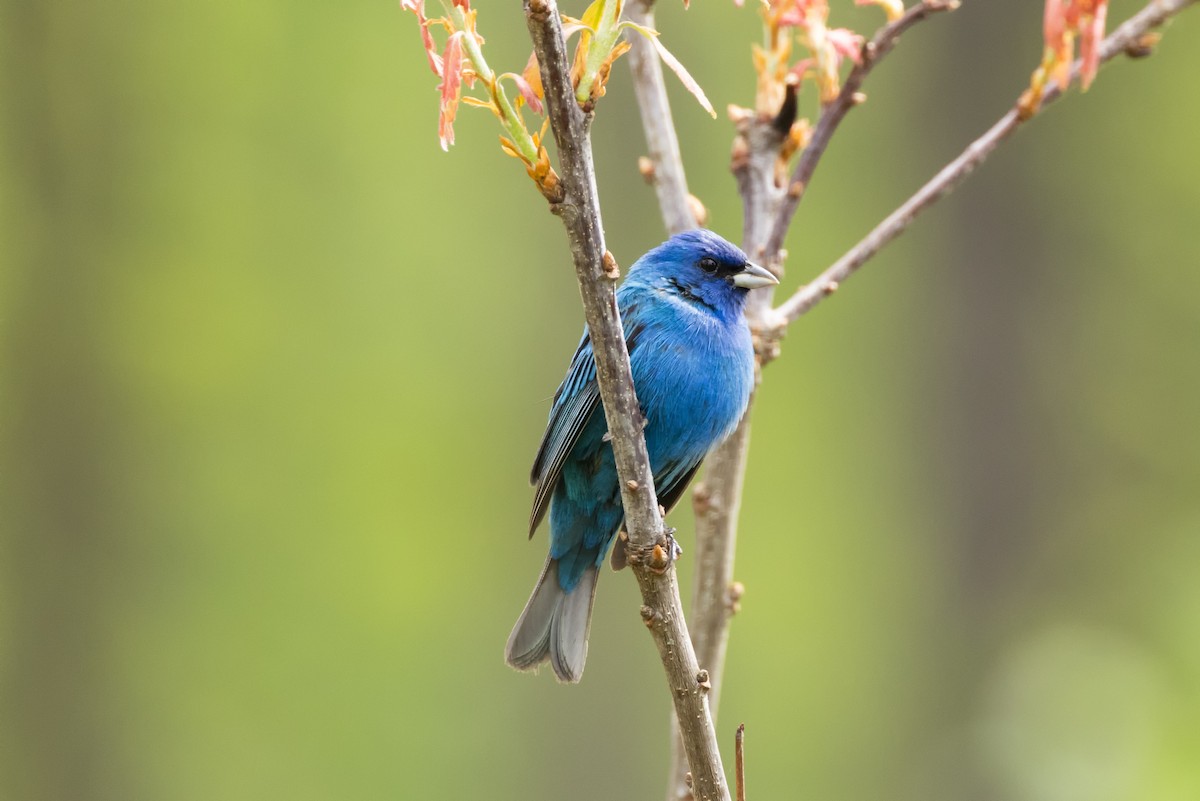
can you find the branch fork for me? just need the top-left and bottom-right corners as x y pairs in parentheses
(624, 1), (1196, 798)
(775, 0), (1198, 325)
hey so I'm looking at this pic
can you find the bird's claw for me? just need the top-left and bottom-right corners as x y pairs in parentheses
(648, 527), (681, 574)
(665, 527), (682, 559)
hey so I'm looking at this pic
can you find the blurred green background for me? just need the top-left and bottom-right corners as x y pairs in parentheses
(2, 1), (1198, 800)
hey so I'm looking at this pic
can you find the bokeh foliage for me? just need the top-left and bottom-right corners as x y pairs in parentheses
(2, 2), (1198, 800)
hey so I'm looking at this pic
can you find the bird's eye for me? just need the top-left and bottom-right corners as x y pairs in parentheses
(698, 257), (718, 273)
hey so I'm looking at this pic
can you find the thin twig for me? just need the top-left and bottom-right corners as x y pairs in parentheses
(523, 2), (729, 800)
(735, 724), (747, 801)
(625, 0), (698, 236)
(763, 0), (959, 262)
(774, 0), (1198, 324)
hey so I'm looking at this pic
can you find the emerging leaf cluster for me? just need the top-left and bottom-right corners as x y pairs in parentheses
(400, 0), (714, 198)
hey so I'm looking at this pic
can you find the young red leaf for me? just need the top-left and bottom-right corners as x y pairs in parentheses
(1042, 0), (1109, 91)
(400, 0), (443, 76)
(438, 32), (464, 150)
(503, 72), (544, 114)
(826, 28), (865, 65)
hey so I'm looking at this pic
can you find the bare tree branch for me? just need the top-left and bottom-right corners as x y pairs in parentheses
(655, 93), (797, 800)
(635, 569), (728, 801)
(523, 2), (729, 799)
(625, 0), (698, 236)
(659, 57), (812, 798)
(734, 117), (790, 319)
(774, 0), (1199, 324)
(686, 414), (751, 716)
(666, 1), (1195, 797)
(764, 0), (959, 262)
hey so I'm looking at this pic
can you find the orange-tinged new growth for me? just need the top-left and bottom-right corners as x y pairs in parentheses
(1030, 0), (1109, 112)
(577, 0), (713, 116)
(1076, 0), (1108, 90)
(747, 0), (867, 111)
(590, 39), (633, 101)
(399, 0), (559, 197)
(521, 52), (544, 108)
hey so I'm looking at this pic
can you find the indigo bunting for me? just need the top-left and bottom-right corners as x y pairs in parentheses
(505, 229), (778, 682)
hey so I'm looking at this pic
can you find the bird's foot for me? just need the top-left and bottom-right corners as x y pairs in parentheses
(624, 526), (681, 574)
(648, 527), (680, 574)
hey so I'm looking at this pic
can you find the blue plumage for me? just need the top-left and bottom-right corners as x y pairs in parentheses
(505, 229), (778, 682)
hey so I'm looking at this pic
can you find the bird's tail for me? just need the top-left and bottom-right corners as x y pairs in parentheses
(504, 557), (599, 683)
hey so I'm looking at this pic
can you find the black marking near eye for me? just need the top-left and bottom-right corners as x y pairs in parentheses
(698, 255), (749, 280)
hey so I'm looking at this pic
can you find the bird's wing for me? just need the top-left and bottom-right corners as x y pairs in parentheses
(528, 333), (600, 536)
(529, 298), (651, 537)
(655, 459), (702, 515)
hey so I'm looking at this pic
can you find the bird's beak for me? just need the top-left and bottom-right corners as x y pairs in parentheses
(732, 262), (779, 289)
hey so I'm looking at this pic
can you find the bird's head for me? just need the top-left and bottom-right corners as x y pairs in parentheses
(628, 229), (779, 321)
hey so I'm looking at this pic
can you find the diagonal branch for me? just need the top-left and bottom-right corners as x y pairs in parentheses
(523, 2), (729, 800)
(774, 0), (1199, 324)
(764, 0), (959, 262)
(625, 0), (698, 236)
(523, 0), (661, 552)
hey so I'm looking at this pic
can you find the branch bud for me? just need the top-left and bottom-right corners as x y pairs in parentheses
(637, 156), (656, 183)
(602, 250), (620, 280)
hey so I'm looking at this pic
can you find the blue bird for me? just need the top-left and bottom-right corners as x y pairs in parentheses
(505, 229), (778, 682)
